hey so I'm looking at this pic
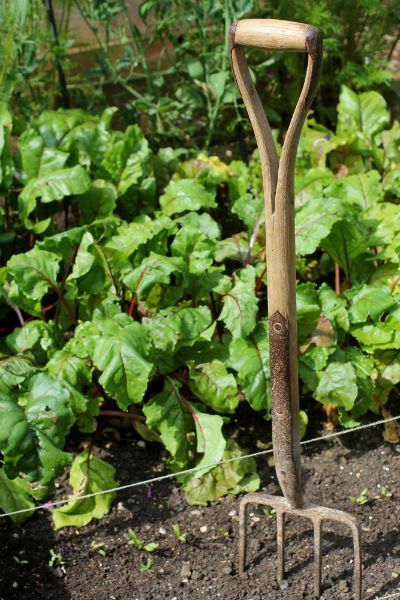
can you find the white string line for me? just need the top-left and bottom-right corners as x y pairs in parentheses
(1, 413), (399, 520)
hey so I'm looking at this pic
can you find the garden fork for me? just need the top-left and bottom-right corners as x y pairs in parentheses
(230, 19), (362, 599)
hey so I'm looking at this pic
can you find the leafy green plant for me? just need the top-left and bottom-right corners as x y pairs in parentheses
(48, 549), (64, 567)
(0, 85), (399, 529)
(90, 540), (106, 556)
(139, 557), (153, 572)
(128, 529), (159, 552)
(348, 488), (369, 506)
(172, 523), (188, 542)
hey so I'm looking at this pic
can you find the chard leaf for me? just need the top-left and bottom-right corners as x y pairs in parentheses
(295, 197), (345, 256)
(318, 283), (349, 331)
(160, 179), (216, 216)
(347, 284), (395, 324)
(295, 167), (335, 206)
(350, 323), (400, 351)
(315, 361), (358, 410)
(6, 320), (63, 364)
(78, 179), (117, 224)
(229, 321), (270, 413)
(296, 283), (320, 341)
(53, 449), (118, 529)
(219, 265), (258, 338)
(232, 193), (263, 230)
(6, 248), (61, 315)
(326, 171), (382, 209)
(143, 305), (212, 354)
(0, 469), (35, 525)
(19, 165), (91, 225)
(122, 252), (184, 298)
(188, 360), (238, 413)
(171, 225), (216, 274)
(90, 320), (153, 409)
(0, 374), (73, 487)
(0, 354), (36, 389)
(143, 378), (194, 468)
(321, 220), (370, 282)
(188, 404), (226, 478)
(337, 86), (390, 140)
(47, 349), (93, 415)
(183, 440), (259, 506)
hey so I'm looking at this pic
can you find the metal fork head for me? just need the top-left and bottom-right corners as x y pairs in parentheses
(239, 493), (362, 600)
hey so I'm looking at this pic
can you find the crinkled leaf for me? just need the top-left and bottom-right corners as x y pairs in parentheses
(326, 171), (382, 209)
(90, 320), (153, 409)
(321, 220), (371, 282)
(318, 283), (349, 331)
(315, 362), (358, 410)
(53, 449), (118, 529)
(143, 305), (212, 354)
(0, 374), (73, 486)
(295, 167), (335, 206)
(160, 179), (216, 216)
(337, 86), (390, 140)
(0, 353), (37, 389)
(78, 179), (117, 224)
(171, 225), (216, 274)
(232, 193), (263, 230)
(219, 265), (258, 338)
(6, 248), (61, 315)
(347, 284), (394, 324)
(296, 283), (320, 341)
(122, 252), (184, 298)
(295, 197), (345, 256)
(0, 469), (35, 525)
(143, 378), (194, 469)
(188, 360), (238, 413)
(229, 321), (270, 413)
(183, 440), (259, 506)
(6, 320), (63, 364)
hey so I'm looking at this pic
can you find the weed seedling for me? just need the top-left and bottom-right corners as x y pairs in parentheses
(172, 523), (187, 542)
(379, 485), (393, 498)
(128, 529), (159, 552)
(140, 557), (153, 572)
(263, 508), (277, 519)
(90, 541), (106, 556)
(348, 488), (368, 505)
(48, 549), (64, 567)
(13, 555), (28, 565)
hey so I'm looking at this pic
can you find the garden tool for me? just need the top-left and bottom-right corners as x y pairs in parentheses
(230, 19), (362, 599)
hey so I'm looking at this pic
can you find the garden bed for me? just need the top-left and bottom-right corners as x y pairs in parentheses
(1, 422), (399, 600)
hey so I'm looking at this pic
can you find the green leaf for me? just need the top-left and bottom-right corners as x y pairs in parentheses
(0, 374), (74, 486)
(143, 378), (194, 469)
(160, 179), (216, 216)
(19, 165), (91, 225)
(350, 323), (400, 351)
(47, 349), (93, 415)
(0, 353), (37, 389)
(122, 252), (184, 298)
(321, 220), (371, 282)
(53, 449), (118, 529)
(171, 225), (216, 274)
(318, 283), (349, 331)
(347, 284), (395, 324)
(315, 362), (358, 410)
(297, 283), (320, 341)
(6, 248), (61, 315)
(337, 86), (390, 140)
(295, 197), (345, 256)
(0, 469), (35, 525)
(295, 167), (335, 206)
(219, 265), (258, 338)
(188, 360), (238, 413)
(18, 131), (69, 183)
(187, 404), (226, 479)
(143, 305), (212, 354)
(326, 171), (382, 210)
(183, 440), (259, 505)
(6, 320), (63, 364)
(232, 193), (263, 230)
(90, 320), (153, 409)
(68, 231), (115, 296)
(229, 321), (270, 413)
(78, 179), (117, 224)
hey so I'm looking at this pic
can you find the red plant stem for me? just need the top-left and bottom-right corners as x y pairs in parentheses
(335, 263), (340, 295)
(91, 382), (102, 398)
(128, 295), (136, 317)
(255, 265), (267, 293)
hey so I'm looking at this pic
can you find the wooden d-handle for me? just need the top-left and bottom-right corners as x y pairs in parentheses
(231, 18), (321, 55)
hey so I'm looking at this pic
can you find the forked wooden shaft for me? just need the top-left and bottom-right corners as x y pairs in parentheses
(230, 19), (322, 508)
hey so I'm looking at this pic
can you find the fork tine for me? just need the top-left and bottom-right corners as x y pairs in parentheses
(238, 497), (249, 576)
(313, 517), (322, 598)
(350, 521), (362, 600)
(276, 510), (286, 582)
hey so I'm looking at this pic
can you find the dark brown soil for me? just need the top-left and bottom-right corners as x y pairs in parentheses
(0, 423), (399, 600)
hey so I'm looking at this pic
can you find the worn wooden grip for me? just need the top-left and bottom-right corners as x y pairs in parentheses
(231, 18), (321, 55)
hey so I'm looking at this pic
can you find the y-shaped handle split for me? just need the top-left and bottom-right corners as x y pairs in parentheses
(230, 19), (323, 508)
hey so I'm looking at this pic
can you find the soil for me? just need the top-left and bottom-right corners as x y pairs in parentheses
(0, 419), (399, 600)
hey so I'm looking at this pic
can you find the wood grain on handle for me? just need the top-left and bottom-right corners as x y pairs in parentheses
(231, 18), (320, 54)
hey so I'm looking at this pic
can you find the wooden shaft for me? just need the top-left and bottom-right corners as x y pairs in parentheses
(230, 19), (322, 509)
